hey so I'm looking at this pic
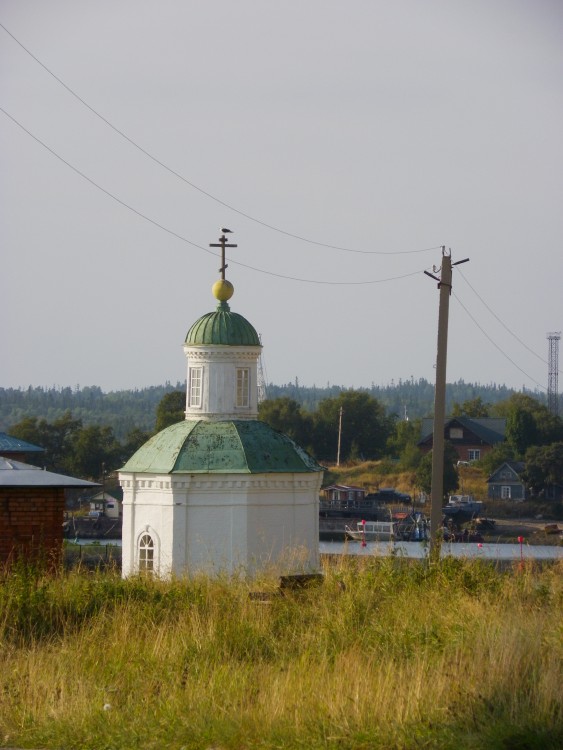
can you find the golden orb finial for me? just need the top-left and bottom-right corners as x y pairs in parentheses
(212, 279), (234, 302)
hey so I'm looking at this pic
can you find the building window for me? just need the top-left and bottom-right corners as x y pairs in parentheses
(138, 533), (154, 572)
(501, 486), (511, 499)
(188, 367), (203, 408)
(449, 428), (463, 439)
(468, 449), (481, 461)
(236, 368), (250, 407)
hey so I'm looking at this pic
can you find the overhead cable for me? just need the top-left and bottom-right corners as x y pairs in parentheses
(0, 21), (439, 258)
(1, 106), (427, 286)
(457, 269), (561, 371)
(453, 291), (546, 391)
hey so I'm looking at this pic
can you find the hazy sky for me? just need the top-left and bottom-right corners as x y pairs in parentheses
(2, 1), (562, 395)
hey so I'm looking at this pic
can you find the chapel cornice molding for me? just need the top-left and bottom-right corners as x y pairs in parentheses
(120, 473), (322, 493)
(183, 347), (261, 362)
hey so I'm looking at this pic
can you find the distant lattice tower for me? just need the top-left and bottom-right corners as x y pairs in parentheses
(257, 334), (268, 404)
(547, 332), (561, 415)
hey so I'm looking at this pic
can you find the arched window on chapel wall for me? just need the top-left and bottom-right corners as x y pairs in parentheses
(138, 533), (154, 572)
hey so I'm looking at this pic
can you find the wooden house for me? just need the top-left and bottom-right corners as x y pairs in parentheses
(321, 484), (366, 508)
(89, 490), (123, 519)
(487, 461), (527, 501)
(418, 417), (506, 462)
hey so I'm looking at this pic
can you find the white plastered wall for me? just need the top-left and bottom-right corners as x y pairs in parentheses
(184, 345), (261, 421)
(119, 470), (322, 578)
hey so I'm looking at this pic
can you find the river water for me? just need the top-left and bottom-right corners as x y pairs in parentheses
(70, 538), (562, 561)
(320, 539), (563, 560)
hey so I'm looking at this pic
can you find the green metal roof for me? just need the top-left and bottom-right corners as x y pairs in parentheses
(185, 301), (261, 347)
(120, 420), (323, 474)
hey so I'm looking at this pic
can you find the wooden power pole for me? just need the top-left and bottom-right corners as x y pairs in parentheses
(425, 248), (469, 558)
(336, 406), (343, 466)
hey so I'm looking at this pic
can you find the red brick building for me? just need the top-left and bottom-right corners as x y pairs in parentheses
(0, 457), (97, 566)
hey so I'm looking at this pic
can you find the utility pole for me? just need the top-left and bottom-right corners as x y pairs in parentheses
(425, 248), (469, 558)
(101, 461), (106, 516)
(336, 406), (343, 466)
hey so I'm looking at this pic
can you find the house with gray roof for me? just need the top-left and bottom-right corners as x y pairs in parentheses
(418, 417), (506, 462)
(487, 461), (527, 501)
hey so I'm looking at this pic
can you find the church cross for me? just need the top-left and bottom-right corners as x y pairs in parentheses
(209, 230), (238, 280)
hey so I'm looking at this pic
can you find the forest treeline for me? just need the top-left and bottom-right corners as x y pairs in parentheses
(2, 383), (562, 499)
(1, 378), (551, 441)
(0, 382), (183, 440)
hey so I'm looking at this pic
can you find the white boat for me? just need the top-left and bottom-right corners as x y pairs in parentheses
(345, 520), (396, 542)
(443, 495), (484, 517)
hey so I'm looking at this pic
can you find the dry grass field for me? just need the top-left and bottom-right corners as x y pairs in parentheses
(325, 460), (488, 500)
(1, 555), (562, 750)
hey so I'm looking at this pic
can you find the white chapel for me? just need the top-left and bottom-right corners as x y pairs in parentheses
(119, 236), (324, 577)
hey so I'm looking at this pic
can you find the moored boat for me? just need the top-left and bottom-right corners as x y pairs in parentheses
(345, 520), (396, 542)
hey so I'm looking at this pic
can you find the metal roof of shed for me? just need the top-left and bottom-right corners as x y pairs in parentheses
(0, 457), (99, 488)
(0, 432), (44, 454)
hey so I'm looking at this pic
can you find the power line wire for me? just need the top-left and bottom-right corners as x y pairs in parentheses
(453, 291), (546, 391)
(458, 270), (545, 363)
(0, 106), (428, 286)
(457, 269), (562, 376)
(0, 21), (440, 258)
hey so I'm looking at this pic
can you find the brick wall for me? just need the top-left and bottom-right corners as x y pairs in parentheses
(0, 487), (65, 565)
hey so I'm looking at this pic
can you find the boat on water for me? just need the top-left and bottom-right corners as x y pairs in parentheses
(345, 520), (396, 542)
(345, 513), (430, 542)
(442, 495), (484, 517)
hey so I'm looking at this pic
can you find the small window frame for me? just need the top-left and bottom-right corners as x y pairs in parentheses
(236, 367), (250, 408)
(188, 367), (203, 408)
(138, 533), (154, 572)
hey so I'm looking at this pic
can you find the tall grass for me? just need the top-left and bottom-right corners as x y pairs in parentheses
(1, 557), (562, 749)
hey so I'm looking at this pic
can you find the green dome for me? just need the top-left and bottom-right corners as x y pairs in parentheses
(121, 420), (323, 475)
(185, 301), (261, 347)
